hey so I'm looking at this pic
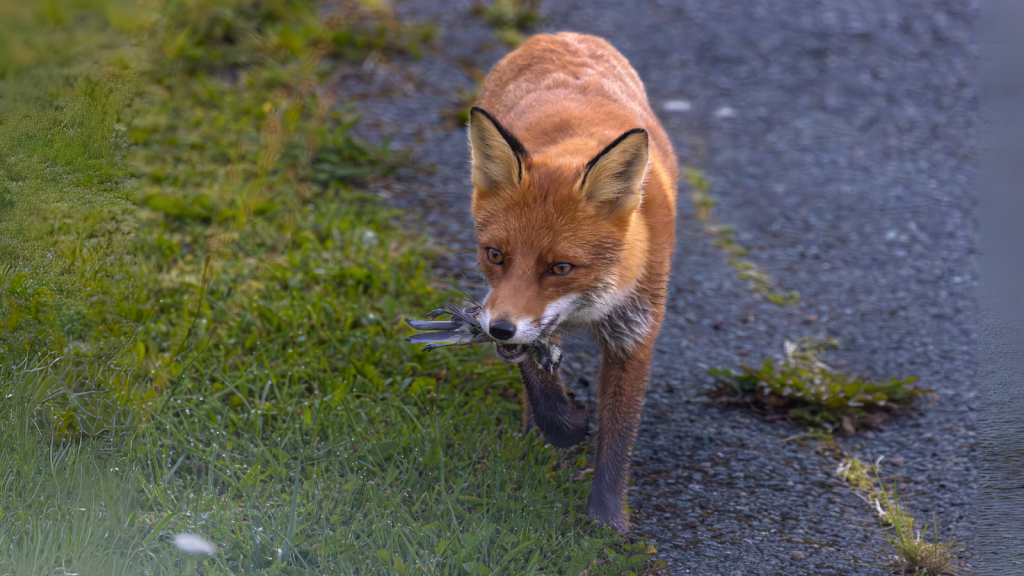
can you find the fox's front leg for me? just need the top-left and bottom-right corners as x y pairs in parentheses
(585, 338), (655, 532)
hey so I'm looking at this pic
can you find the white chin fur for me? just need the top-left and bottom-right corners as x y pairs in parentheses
(568, 287), (630, 325)
(541, 294), (580, 329)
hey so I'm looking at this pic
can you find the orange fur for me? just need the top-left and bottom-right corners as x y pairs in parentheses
(469, 32), (677, 532)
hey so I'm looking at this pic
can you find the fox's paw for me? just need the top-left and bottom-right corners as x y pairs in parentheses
(532, 398), (589, 448)
(584, 500), (628, 534)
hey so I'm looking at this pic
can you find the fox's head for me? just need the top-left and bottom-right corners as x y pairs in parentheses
(467, 107), (651, 363)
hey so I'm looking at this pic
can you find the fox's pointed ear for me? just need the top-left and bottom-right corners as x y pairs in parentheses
(468, 107), (528, 198)
(579, 128), (649, 218)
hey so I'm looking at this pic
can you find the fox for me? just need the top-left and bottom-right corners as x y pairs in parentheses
(467, 32), (677, 532)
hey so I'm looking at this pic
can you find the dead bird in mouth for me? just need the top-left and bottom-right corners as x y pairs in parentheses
(405, 304), (589, 448)
(405, 304), (563, 373)
(404, 304), (491, 350)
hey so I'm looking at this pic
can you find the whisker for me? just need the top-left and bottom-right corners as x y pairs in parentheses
(432, 250), (477, 266)
(540, 313), (563, 338)
(552, 330), (601, 354)
(445, 283), (483, 307)
(449, 272), (487, 307)
(559, 354), (582, 382)
(457, 274), (488, 287)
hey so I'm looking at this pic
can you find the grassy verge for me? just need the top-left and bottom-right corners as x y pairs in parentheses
(837, 458), (965, 575)
(0, 0), (655, 573)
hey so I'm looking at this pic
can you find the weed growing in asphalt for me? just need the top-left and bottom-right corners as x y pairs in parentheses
(686, 167), (716, 222)
(837, 458), (964, 575)
(836, 455), (879, 494)
(443, 61), (487, 126)
(876, 481), (963, 575)
(474, 0), (544, 47)
(0, 0), (655, 573)
(709, 337), (929, 434)
(462, 0), (544, 126)
(684, 167), (799, 306)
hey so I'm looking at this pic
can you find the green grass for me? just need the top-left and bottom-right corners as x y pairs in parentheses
(875, 479), (963, 576)
(837, 458), (964, 575)
(709, 337), (928, 434)
(0, 0), (655, 573)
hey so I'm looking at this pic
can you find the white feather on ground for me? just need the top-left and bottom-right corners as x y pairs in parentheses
(173, 533), (217, 556)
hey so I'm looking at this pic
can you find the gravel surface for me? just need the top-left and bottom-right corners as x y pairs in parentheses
(336, 1), (979, 573)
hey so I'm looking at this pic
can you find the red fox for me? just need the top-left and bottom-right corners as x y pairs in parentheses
(468, 32), (677, 532)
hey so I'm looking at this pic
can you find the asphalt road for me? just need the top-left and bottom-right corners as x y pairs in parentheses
(339, 0), (979, 573)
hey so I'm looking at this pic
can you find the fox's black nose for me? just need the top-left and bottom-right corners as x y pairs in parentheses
(489, 319), (517, 341)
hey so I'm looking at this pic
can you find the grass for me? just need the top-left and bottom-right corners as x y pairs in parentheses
(837, 458), (965, 575)
(0, 0), (656, 573)
(876, 482), (964, 575)
(709, 337), (930, 434)
(683, 167), (799, 306)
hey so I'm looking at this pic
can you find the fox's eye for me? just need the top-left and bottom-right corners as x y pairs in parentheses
(549, 263), (573, 276)
(486, 248), (504, 265)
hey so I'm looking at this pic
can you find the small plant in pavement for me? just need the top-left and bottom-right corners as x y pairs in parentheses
(876, 480), (963, 576)
(474, 0), (544, 47)
(838, 458), (965, 575)
(709, 336), (930, 434)
(683, 167), (799, 306)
